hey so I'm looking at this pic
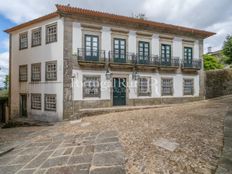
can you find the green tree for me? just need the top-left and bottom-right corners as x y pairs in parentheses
(3, 75), (9, 89)
(203, 54), (224, 71)
(223, 35), (232, 64)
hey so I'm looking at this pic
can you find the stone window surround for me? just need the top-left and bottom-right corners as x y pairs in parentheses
(161, 77), (174, 96)
(19, 32), (28, 50)
(19, 65), (28, 82)
(183, 78), (194, 96)
(138, 76), (151, 97)
(31, 93), (42, 110)
(82, 29), (101, 50)
(31, 27), (42, 47)
(45, 61), (57, 81)
(31, 63), (41, 81)
(83, 75), (101, 98)
(44, 94), (57, 112)
(46, 22), (57, 44)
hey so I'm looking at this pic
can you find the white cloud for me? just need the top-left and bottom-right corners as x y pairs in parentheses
(0, 52), (9, 88)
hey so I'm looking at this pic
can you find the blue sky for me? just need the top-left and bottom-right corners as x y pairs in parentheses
(0, 0), (232, 88)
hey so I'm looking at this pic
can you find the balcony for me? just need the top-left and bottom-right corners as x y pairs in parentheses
(77, 48), (106, 68)
(108, 51), (136, 69)
(135, 55), (159, 70)
(159, 57), (180, 70)
(181, 59), (202, 72)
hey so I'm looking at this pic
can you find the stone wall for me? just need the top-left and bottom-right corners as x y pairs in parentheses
(205, 69), (232, 99)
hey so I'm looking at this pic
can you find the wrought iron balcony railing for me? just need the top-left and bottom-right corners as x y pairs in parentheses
(108, 51), (136, 64)
(159, 57), (180, 68)
(77, 48), (106, 62)
(181, 59), (202, 70)
(135, 55), (160, 66)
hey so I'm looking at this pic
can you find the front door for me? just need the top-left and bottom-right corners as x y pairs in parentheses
(20, 94), (27, 117)
(113, 78), (126, 106)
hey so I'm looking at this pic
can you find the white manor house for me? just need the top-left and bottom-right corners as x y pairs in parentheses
(5, 5), (215, 122)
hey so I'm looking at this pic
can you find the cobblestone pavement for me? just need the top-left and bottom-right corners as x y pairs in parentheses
(0, 130), (125, 174)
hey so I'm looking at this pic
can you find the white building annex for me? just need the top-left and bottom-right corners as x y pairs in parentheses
(5, 5), (215, 122)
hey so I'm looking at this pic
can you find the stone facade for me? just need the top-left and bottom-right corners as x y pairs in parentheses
(205, 69), (232, 99)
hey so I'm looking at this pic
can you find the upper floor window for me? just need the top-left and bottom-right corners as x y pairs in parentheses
(113, 38), (126, 63)
(83, 75), (101, 98)
(161, 44), (171, 65)
(31, 63), (41, 81)
(46, 61), (57, 81)
(19, 65), (27, 82)
(31, 94), (41, 110)
(183, 79), (194, 95)
(45, 94), (56, 111)
(85, 35), (99, 61)
(46, 23), (57, 44)
(138, 41), (150, 64)
(32, 28), (42, 47)
(138, 77), (151, 96)
(19, 32), (28, 50)
(161, 78), (173, 96)
(184, 47), (193, 65)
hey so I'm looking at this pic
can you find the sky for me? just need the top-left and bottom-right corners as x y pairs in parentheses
(0, 0), (232, 87)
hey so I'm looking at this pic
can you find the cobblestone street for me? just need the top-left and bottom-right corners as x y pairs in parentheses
(0, 95), (232, 173)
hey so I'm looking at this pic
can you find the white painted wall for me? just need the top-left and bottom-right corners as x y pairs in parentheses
(128, 31), (137, 53)
(101, 27), (111, 58)
(151, 34), (160, 56)
(72, 22), (82, 55)
(173, 37), (183, 60)
(194, 40), (200, 59)
(11, 17), (64, 121)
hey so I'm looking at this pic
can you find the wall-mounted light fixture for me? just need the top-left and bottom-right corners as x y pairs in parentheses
(105, 69), (112, 80)
(132, 71), (140, 80)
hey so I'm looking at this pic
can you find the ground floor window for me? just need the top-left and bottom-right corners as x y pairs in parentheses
(31, 94), (41, 110)
(161, 78), (173, 96)
(44, 94), (56, 111)
(183, 79), (194, 95)
(83, 76), (101, 98)
(138, 77), (151, 96)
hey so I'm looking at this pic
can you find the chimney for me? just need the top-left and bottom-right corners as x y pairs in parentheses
(207, 47), (212, 53)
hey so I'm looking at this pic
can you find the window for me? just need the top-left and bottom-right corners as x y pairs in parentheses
(138, 41), (150, 63)
(31, 63), (41, 81)
(45, 94), (56, 111)
(184, 47), (193, 66)
(19, 32), (28, 50)
(31, 94), (41, 110)
(46, 61), (57, 81)
(46, 23), (57, 44)
(138, 77), (151, 96)
(161, 44), (171, 65)
(161, 78), (173, 96)
(19, 65), (27, 82)
(83, 76), (101, 98)
(85, 35), (99, 60)
(113, 38), (126, 62)
(183, 79), (194, 95)
(32, 28), (41, 47)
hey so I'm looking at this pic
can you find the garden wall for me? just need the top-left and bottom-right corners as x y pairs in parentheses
(205, 69), (232, 99)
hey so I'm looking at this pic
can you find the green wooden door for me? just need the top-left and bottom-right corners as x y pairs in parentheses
(113, 39), (126, 63)
(85, 35), (99, 61)
(184, 47), (193, 67)
(138, 41), (150, 64)
(113, 78), (126, 106)
(161, 44), (171, 66)
(20, 94), (27, 117)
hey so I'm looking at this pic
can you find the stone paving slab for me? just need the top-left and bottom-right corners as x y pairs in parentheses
(0, 130), (125, 174)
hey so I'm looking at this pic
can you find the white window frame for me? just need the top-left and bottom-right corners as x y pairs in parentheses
(138, 77), (151, 96)
(19, 32), (28, 50)
(46, 61), (57, 81)
(31, 94), (41, 110)
(46, 23), (57, 44)
(161, 78), (173, 96)
(19, 65), (27, 82)
(31, 27), (42, 47)
(44, 94), (56, 111)
(31, 63), (41, 81)
(183, 79), (194, 96)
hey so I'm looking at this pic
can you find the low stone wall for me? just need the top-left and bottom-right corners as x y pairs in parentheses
(205, 69), (232, 99)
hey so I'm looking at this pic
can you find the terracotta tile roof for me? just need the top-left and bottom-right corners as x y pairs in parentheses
(55, 4), (215, 38)
(5, 4), (215, 38)
(5, 12), (59, 33)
